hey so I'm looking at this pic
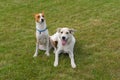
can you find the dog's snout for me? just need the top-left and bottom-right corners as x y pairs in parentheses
(62, 36), (66, 40)
(41, 19), (44, 22)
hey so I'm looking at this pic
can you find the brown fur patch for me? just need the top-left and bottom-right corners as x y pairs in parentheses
(35, 14), (40, 22)
(42, 11), (44, 17)
(54, 41), (58, 48)
(50, 38), (58, 48)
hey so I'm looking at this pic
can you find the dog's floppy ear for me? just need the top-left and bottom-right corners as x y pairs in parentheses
(69, 28), (76, 34)
(57, 28), (61, 33)
(34, 14), (40, 22)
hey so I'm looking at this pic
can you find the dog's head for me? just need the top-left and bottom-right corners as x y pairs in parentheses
(57, 28), (75, 46)
(35, 12), (45, 23)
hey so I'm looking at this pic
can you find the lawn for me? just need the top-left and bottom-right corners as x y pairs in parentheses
(0, 0), (120, 80)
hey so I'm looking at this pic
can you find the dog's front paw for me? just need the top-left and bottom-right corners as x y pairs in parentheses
(45, 52), (50, 56)
(54, 61), (58, 67)
(33, 54), (37, 57)
(71, 63), (76, 68)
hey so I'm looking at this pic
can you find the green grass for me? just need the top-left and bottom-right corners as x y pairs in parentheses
(0, 0), (120, 80)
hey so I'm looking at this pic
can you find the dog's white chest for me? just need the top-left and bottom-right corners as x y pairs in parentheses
(38, 33), (47, 44)
(62, 45), (71, 53)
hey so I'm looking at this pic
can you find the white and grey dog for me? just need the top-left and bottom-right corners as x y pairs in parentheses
(33, 12), (50, 57)
(50, 28), (76, 68)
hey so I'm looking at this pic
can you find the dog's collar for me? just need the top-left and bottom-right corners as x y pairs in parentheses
(36, 27), (47, 34)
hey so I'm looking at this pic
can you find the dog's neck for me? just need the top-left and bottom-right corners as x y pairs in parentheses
(36, 21), (46, 30)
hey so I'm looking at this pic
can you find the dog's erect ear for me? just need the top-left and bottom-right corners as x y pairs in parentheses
(42, 11), (44, 17)
(69, 28), (76, 34)
(57, 28), (61, 33)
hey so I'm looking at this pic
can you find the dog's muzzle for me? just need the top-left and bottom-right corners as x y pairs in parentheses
(61, 36), (67, 46)
(41, 19), (44, 22)
(62, 36), (66, 40)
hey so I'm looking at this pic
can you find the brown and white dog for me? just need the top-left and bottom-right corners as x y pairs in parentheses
(50, 28), (76, 68)
(33, 12), (50, 57)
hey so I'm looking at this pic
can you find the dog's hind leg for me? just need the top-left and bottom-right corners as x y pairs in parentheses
(50, 39), (57, 54)
(53, 41), (57, 53)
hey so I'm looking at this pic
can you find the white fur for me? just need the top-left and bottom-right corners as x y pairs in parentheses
(33, 13), (50, 57)
(51, 28), (76, 68)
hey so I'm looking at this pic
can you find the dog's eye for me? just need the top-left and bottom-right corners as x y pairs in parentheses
(37, 15), (40, 18)
(42, 15), (44, 17)
(66, 32), (69, 34)
(61, 32), (63, 34)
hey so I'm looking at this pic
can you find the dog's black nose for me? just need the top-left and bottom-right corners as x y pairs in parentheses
(41, 19), (44, 22)
(62, 36), (66, 40)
